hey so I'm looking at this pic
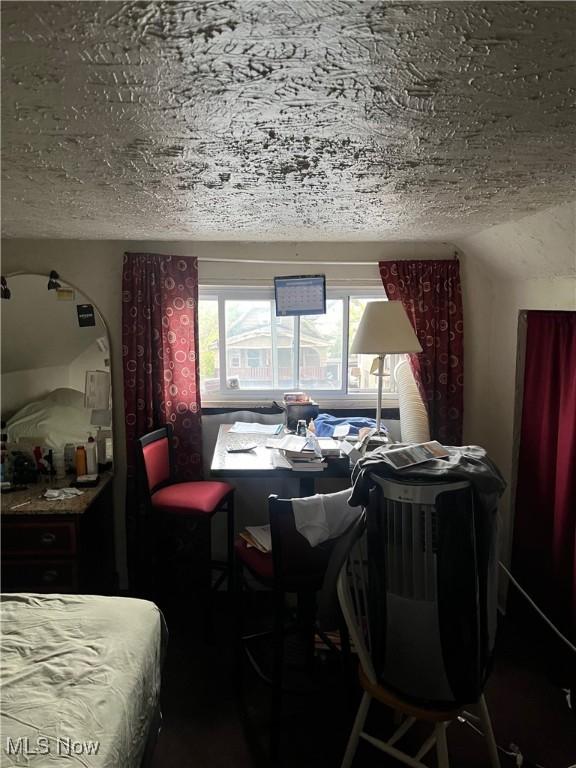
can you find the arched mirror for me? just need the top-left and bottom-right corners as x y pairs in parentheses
(1, 273), (113, 467)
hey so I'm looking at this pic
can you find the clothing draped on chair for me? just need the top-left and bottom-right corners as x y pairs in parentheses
(379, 259), (464, 445)
(122, 252), (203, 591)
(511, 310), (576, 638)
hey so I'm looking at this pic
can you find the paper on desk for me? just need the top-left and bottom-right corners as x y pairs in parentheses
(276, 434), (309, 453)
(333, 423), (350, 438)
(229, 422), (283, 435)
(43, 488), (85, 500)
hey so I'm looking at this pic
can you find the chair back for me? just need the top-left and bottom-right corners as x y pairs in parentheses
(268, 494), (350, 594)
(317, 507), (367, 630)
(336, 487), (376, 681)
(138, 424), (175, 496)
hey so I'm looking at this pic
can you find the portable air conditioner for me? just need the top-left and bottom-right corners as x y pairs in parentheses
(367, 475), (499, 708)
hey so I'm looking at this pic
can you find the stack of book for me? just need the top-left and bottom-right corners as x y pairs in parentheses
(272, 434), (327, 471)
(316, 438), (341, 457)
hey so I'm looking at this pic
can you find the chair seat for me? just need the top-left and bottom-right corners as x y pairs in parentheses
(235, 537), (274, 582)
(358, 665), (463, 723)
(152, 480), (233, 516)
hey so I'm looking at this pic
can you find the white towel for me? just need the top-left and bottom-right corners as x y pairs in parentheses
(292, 489), (360, 547)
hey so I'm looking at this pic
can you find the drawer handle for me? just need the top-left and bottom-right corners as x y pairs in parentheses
(40, 532), (57, 546)
(42, 569), (58, 583)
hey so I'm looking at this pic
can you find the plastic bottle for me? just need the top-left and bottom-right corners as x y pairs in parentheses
(52, 449), (66, 478)
(96, 428), (106, 467)
(86, 435), (98, 475)
(75, 446), (87, 477)
(64, 443), (75, 473)
(33, 445), (43, 471)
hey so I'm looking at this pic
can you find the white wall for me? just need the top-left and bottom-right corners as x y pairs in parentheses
(2, 365), (70, 416)
(69, 340), (109, 394)
(1, 239), (454, 586)
(457, 201), (576, 569)
(2, 223), (573, 590)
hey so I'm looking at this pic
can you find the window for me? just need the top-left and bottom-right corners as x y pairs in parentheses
(198, 288), (403, 401)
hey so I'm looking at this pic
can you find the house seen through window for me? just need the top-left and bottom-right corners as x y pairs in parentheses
(198, 290), (402, 401)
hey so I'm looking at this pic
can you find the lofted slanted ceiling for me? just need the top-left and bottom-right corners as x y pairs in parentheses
(1, 1), (575, 242)
(1, 275), (104, 372)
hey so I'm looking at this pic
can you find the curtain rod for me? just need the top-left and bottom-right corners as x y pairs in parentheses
(198, 257), (382, 266)
(197, 255), (456, 265)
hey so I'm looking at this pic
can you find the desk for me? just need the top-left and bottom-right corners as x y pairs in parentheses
(210, 425), (350, 496)
(1, 472), (116, 593)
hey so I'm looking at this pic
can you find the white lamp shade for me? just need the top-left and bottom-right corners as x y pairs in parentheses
(350, 301), (422, 354)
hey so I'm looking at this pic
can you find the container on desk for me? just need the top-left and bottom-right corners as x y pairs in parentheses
(284, 401), (319, 432)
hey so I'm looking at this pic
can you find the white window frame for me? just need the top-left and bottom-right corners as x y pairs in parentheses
(198, 285), (400, 407)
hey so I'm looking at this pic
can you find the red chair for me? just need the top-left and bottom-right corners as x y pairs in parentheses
(138, 424), (235, 609)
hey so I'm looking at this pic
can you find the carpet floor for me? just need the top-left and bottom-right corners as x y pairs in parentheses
(150, 594), (575, 768)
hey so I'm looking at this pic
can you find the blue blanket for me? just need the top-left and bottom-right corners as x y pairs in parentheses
(314, 413), (380, 437)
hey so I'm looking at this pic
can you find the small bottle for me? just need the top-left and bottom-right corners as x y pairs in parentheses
(52, 449), (66, 479)
(33, 445), (43, 471)
(297, 419), (307, 437)
(96, 428), (106, 467)
(75, 445), (87, 477)
(64, 443), (75, 473)
(86, 435), (98, 474)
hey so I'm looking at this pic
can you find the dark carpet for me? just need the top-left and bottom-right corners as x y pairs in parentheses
(150, 594), (575, 768)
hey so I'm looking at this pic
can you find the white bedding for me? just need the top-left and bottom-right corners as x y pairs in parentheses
(0, 594), (164, 767)
(6, 389), (94, 449)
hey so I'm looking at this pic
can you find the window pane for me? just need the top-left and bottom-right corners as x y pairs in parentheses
(275, 316), (296, 390)
(348, 298), (399, 394)
(222, 300), (295, 391)
(299, 300), (343, 389)
(225, 300), (272, 389)
(198, 299), (220, 395)
(199, 290), (398, 399)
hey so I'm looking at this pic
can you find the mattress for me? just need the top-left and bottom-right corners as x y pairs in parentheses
(0, 593), (164, 767)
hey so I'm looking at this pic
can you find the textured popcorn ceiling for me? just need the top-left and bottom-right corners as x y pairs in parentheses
(1, 1), (575, 241)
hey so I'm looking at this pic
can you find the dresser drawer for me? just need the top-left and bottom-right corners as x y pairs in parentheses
(1, 520), (77, 556)
(1, 560), (78, 592)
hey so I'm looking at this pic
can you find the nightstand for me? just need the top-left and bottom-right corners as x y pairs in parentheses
(1, 473), (116, 594)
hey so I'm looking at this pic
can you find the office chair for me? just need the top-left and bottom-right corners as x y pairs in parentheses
(336, 479), (501, 768)
(138, 424), (235, 615)
(234, 493), (364, 758)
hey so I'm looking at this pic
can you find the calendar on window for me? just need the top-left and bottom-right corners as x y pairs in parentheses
(274, 275), (326, 316)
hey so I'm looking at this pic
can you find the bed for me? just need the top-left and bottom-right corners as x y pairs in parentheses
(0, 593), (166, 767)
(5, 388), (95, 450)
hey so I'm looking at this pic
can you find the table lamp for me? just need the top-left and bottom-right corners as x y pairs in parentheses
(350, 301), (423, 434)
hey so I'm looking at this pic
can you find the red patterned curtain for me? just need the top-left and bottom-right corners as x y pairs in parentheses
(122, 252), (202, 591)
(512, 311), (576, 638)
(379, 259), (464, 445)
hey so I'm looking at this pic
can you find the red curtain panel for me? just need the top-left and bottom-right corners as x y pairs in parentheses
(512, 311), (576, 636)
(122, 252), (203, 481)
(122, 253), (203, 591)
(379, 260), (464, 445)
